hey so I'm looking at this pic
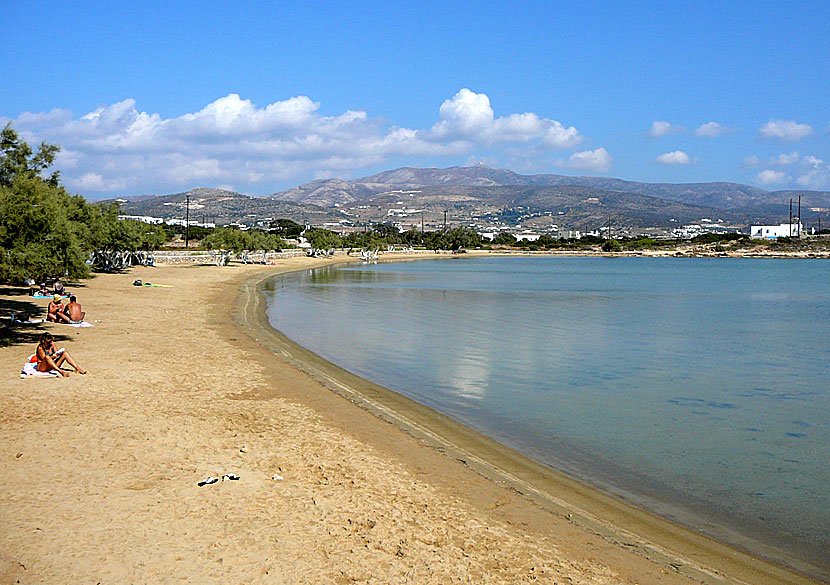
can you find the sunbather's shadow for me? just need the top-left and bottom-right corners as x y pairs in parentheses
(0, 287), (73, 348)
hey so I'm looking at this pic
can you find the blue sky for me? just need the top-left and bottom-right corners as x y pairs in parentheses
(2, 1), (828, 199)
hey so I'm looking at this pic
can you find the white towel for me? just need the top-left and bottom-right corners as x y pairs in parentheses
(67, 321), (94, 328)
(20, 362), (59, 378)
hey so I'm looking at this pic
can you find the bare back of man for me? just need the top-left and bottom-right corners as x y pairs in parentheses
(65, 296), (85, 323)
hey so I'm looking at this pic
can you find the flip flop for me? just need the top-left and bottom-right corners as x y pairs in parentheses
(198, 476), (219, 486)
(222, 474), (240, 481)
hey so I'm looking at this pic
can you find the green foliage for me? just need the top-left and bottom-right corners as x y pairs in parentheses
(201, 227), (286, 252)
(0, 174), (91, 282)
(270, 218), (304, 238)
(421, 227), (481, 251)
(602, 239), (622, 252)
(0, 124), (172, 283)
(1, 123), (61, 187)
(303, 227), (342, 250)
(537, 235), (558, 248)
(622, 237), (658, 250)
(491, 232), (517, 246)
(690, 232), (747, 244)
(341, 230), (384, 249)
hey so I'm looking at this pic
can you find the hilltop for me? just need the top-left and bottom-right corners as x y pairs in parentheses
(111, 166), (830, 232)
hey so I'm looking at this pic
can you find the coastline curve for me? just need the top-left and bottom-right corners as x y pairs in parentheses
(232, 257), (824, 585)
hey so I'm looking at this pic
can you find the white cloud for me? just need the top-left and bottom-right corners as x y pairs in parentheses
(743, 155), (761, 168)
(9, 90), (588, 196)
(751, 153), (829, 189)
(429, 89), (583, 147)
(656, 150), (693, 165)
(759, 119), (813, 141)
(755, 169), (788, 185)
(559, 148), (612, 173)
(648, 121), (683, 138)
(774, 151), (800, 165)
(795, 156), (830, 189)
(694, 122), (731, 137)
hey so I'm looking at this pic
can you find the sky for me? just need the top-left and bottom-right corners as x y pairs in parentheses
(1, 1), (829, 199)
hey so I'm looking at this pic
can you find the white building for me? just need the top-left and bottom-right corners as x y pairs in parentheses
(750, 223), (803, 239)
(118, 214), (164, 224)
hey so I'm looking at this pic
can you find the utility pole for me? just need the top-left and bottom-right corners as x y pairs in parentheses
(421, 211), (424, 233)
(797, 195), (802, 237)
(789, 199), (793, 237)
(185, 192), (190, 248)
(443, 210), (447, 232)
(607, 214), (612, 240)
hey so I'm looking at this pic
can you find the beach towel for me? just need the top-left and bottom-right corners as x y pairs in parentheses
(12, 318), (45, 325)
(20, 362), (59, 378)
(32, 294), (69, 299)
(67, 321), (94, 328)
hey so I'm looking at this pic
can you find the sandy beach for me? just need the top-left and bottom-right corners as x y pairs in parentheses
(0, 258), (822, 585)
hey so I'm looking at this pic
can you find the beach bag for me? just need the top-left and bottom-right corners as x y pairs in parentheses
(133, 279), (142, 287)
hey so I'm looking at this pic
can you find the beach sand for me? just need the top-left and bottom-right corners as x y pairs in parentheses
(0, 259), (821, 584)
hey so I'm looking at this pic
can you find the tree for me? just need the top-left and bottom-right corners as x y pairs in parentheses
(0, 124), (170, 283)
(492, 232), (517, 246)
(303, 228), (341, 250)
(1, 123), (60, 187)
(602, 239), (622, 252)
(270, 218), (304, 238)
(202, 227), (285, 252)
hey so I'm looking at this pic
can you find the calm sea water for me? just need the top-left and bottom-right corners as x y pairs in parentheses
(263, 256), (830, 574)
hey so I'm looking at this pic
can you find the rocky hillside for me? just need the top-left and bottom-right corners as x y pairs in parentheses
(270, 165), (830, 211)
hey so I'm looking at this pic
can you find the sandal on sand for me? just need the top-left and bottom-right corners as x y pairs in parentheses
(198, 476), (219, 486)
(222, 474), (240, 481)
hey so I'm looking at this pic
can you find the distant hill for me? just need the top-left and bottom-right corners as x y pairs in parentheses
(108, 166), (829, 231)
(270, 165), (830, 211)
(354, 185), (781, 230)
(109, 187), (345, 226)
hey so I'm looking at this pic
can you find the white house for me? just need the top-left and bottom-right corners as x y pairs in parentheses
(750, 223), (803, 239)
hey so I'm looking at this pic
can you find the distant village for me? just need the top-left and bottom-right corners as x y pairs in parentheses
(118, 211), (817, 244)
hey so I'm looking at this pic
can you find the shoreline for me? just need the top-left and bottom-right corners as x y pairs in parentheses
(233, 255), (825, 584)
(0, 258), (823, 584)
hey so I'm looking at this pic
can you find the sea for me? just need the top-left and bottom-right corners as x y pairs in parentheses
(262, 256), (830, 577)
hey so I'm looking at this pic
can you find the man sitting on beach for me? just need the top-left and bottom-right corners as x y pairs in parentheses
(63, 295), (85, 324)
(47, 294), (70, 323)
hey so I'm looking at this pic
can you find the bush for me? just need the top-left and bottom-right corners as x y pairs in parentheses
(602, 239), (622, 252)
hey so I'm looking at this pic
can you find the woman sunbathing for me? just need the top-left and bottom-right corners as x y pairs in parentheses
(36, 332), (86, 376)
(47, 295), (71, 323)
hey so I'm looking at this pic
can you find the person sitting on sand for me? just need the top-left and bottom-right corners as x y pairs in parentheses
(35, 332), (86, 376)
(47, 294), (71, 323)
(63, 295), (85, 324)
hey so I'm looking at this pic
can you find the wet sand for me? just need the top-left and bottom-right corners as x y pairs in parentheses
(0, 258), (822, 584)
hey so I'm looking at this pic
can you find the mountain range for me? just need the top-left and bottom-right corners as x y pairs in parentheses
(112, 165), (830, 231)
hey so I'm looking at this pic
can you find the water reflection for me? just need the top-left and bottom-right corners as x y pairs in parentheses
(264, 256), (830, 571)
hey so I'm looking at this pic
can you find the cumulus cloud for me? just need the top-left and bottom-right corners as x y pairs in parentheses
(557, 148), (612, 173)
(751, 152), (830, 188)
(794, 155), (830, 189)
(755, 169), (788, 185)
(647, 121), (683, 138)
(656, 150), (693, 165)
(7, 90), (591, 196)
(694, 122), (731, 137)
(742, 155), (761, 168)
(759, 119), (813, 141)
(430, 89), (583, 147)
(775, 151), (800, 165)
